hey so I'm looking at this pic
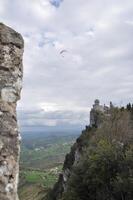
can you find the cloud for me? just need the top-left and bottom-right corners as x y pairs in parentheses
(1, 0), (133, 131)
(50, 0), (64, 8)
(18, 108), (88, 133)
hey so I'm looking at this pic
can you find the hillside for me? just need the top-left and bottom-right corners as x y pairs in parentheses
(18, 134), (78, 200)
(45, 104), (133, 200)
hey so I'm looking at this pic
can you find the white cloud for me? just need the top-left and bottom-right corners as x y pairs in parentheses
(1, 0), (133, 130)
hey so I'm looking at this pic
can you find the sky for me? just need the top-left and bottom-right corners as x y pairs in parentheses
(1, 0), (133, 132)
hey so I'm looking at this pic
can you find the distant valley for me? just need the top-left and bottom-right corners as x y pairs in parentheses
(19, 131), (79, 200)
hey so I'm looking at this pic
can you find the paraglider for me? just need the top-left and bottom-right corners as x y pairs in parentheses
(60, 49), (68, 57)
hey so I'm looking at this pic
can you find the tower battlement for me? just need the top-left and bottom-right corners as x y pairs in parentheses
(90, 99), (113, 127)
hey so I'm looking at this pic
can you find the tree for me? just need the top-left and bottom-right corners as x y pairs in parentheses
(62, 109), (133, 200)
(62, 140), (133, 200)
(126, 103), (132, 111)
(95, 109), (132, 144)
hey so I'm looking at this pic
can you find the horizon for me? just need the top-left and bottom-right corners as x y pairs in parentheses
(1, 0), (133, 132)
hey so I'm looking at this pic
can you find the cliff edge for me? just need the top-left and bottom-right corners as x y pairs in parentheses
(0, 23), (24, 200)
(45, 101), (133, 200)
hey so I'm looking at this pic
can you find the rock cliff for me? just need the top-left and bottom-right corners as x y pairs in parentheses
(45, 126), (95, 200)
(0, 23), (24, 200)
(45, 101), (116, 200)
(45, 102), (133, 200)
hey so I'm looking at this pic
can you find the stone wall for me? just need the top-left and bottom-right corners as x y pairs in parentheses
(90, 100), (111, 127)
(0, 23), (24, 200)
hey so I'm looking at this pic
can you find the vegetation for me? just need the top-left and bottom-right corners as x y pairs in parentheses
(19, 167), (62, 200)
(19, 134), (78, 200)
(20, 168), (62, 186)
(62, 108), (133, 200)
(19, 105), (133, 200)
(20, 135), (77, 170)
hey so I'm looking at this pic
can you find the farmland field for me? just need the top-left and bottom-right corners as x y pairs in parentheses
(19, 132), (79, 200)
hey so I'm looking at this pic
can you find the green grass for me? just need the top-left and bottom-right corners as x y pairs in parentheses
(25, 171), (44, 183)
(19, 167), (62, 200)
(21, 168), (61, 187)
(19, 134), (77, 200)
(20, 136), (76, 170)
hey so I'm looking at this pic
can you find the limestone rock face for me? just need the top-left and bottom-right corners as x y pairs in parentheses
(0, 23), (24, 200)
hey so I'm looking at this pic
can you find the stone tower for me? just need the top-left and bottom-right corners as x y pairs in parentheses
(0, 23), (24, 200)
(90, 99), (110, 127)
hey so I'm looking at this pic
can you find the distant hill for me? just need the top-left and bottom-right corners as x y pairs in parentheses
(21, 129), (81, 139)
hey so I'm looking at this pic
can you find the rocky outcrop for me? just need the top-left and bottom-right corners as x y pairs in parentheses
(45, 101), (115, 200)
(45, 126), (94, 200)
(0, 23), (24, 200)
